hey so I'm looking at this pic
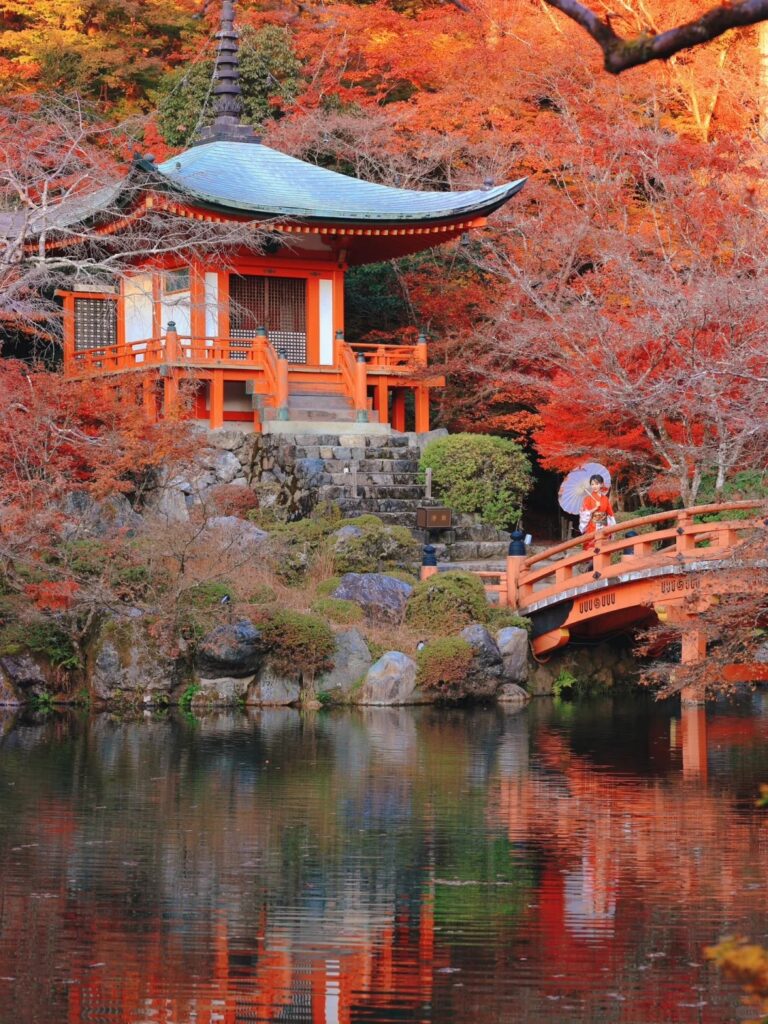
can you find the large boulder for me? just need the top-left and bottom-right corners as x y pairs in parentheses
(496, 627), (529, 684)
(201, 448), (242, 484)
(498, 682), (530, 704)
(201, 516), (268, 548)
(458, 624), (504, 699)
(0, 655), (50, 703)
(333, 573), (413, 623)
(358, 651), (419, 705)
(88, 615), (178, 704)
(316, 629), (372, 701)
(193, 675), (255, 708)
(196, 620), (266, 678)
(62, 492), (143, 539)
(249, 664), (301, 705)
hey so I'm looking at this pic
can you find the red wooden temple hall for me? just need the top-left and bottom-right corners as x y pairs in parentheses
(53, 0), (525, 434)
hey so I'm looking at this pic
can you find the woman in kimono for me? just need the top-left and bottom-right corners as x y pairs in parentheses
(579, 474), (615, 551)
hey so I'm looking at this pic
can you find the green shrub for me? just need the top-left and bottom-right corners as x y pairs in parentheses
(416, 637), (474, 697)
(255, 610), (336, 679)
(406, 571), (489, 633)
(419, 433), (532, 529)
(179, 683), (201, 710)
(385, 568), (418, 585)
(487, 608), (531, 632)
(311, 597), (363, 624)
(0, 620), (80, 670)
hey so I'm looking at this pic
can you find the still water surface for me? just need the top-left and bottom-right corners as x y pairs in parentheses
(0, 695), (767, 1023)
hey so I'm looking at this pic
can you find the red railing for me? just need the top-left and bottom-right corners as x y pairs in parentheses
(349, 342), (422, 369)
(514, 501), (765, 610)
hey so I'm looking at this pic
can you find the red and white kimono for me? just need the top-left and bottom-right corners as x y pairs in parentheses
(579, 492), (615, 550)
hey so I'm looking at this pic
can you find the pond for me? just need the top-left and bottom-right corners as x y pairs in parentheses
(0, 694), (767, 1023)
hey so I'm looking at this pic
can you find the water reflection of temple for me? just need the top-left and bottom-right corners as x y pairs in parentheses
(0, 699), (767, 1024)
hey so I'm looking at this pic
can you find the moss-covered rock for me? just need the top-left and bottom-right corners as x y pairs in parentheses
(416, 636), (474, 698)
(254, 609), (336, 680)
(331, 517), (419, 574)
(405, 571), (489, 633)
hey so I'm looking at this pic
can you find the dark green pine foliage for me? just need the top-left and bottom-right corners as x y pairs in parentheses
(155, 25), (302, 148)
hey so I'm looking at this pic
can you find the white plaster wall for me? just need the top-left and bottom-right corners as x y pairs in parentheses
(161, 291), (191, 336)
(124, 273), (154, 343)
(319, 278), (334, 365)
(204, 272), (219, 339)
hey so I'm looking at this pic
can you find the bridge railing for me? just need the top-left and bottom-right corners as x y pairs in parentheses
(514, 501), (765, 609)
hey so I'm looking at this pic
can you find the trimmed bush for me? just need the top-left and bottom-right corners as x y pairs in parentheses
(255, 610), (335, 679)
(419, 433), (532, 529)
(416, 636), (474, 695)
(311, 597), (363, 624)
(406, 571), (489, 633)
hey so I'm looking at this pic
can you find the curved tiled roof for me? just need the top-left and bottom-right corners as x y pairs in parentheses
(156, 141), (525, 222)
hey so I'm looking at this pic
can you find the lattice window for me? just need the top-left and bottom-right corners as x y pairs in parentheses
(230, 275), (307, 363)
(74, 297), (117, 351)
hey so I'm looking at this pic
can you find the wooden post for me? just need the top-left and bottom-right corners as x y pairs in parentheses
(506, 554), (524, 610)
(420, 565), (439, 581)
(681, 704), (708, 780)
(675, 510), (695, 555)
(209, 372), (224, 430)
(355, 354), (369, 423)
(276, 350), (289, 421)
(392, 389), (406, 432)
(162, 369), (179, 416)
(415, 386), (430, 432)
(377, 377), (389, 425)
(165, 320), (179, 364)
(415, 331), (428, 366)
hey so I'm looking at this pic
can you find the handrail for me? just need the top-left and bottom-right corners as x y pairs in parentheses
(523, 500), (765, 570)
(337, 339), (358, 408)
(350, 342), (418, 368)
(514, 501), (766, 610)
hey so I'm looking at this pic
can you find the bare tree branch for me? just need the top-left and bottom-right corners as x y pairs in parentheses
(542, 0), (768, 73)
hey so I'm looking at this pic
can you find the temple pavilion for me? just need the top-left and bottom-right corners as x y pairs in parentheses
(52, 1), (525, 434)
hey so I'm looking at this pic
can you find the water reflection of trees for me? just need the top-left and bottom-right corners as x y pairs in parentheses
(0, 699), (765, 1023)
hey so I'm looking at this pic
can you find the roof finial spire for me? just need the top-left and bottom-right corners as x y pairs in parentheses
(194, 0), (260, 145)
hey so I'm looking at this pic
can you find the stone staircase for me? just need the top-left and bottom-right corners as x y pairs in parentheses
(258, 385), (387, 433)
(274, 431), (512, 559)
(290, 432), (428, 528)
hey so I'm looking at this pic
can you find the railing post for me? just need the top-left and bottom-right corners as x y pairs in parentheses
(676, 509), (695, 555)
(415, 330), (428, 366)
(355, 354), (369, 423)
(165, 320), (179, 364)
(505, 530), (527, 610)
(335, 329), (344, 364)
(276, 348), (289, 421)
(420, 544), (439, 581)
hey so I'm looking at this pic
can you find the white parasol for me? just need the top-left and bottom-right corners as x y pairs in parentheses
(558, 462), (612, 515)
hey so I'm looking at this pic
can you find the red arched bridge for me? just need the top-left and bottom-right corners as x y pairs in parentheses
(431, 501), (767, 665)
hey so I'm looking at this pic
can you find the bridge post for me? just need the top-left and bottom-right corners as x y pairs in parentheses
(420, 545), (439, 582)
(505, 532), (527, 609)
(681, 704), (708, 779)
(675, 510), (695, 555)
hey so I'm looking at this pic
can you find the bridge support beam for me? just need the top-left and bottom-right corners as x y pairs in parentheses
(681, 704), (708, 780)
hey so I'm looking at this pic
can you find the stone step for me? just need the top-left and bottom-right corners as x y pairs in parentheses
(263, 421), (391, 436)
(359, 485), (425, 500)
(446, 540), (511, 560)
(326, 471), (420, 487)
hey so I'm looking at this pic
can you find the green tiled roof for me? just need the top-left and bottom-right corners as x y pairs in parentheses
(156, 141), (525, 222)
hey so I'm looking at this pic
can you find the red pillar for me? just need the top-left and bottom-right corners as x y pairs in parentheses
(392, 389), (406, 432)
